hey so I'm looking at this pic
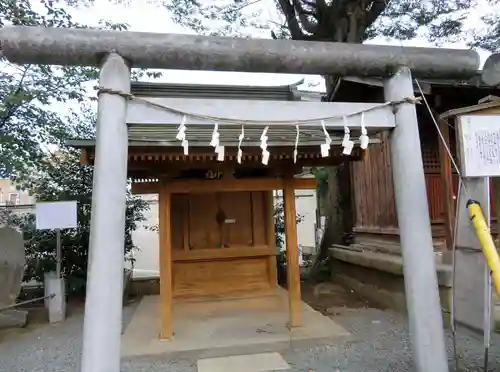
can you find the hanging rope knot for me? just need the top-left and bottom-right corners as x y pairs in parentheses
(401, 96), (422, 105)
(389, 96), (422, 114)
(96, 86), (134, 100)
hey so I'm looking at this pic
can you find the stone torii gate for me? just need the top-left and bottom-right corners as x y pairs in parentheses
(1, 26), (497, 372)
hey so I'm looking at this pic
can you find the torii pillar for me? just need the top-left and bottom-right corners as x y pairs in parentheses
(384, 67), (448, 372)
(80, 53), (130, 372)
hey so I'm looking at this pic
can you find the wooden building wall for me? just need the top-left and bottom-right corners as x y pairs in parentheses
(171, 191), (269, 250)
(350, 132), (397, 236)
(351, 115), (496, 248)
(331, 78), (500, 250)
(168, 190), (277, 298)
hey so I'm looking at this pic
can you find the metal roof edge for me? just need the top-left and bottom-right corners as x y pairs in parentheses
(66, 139), (95, 148)
(439, 100), (500, 120)
(67, 137), (381, 149)
(294, 90), (325, 102)
(131, 80), (298, 90)
(340, 72), (489, 89)
(130, 81), (297, 101)
(288, 78), (305, 89)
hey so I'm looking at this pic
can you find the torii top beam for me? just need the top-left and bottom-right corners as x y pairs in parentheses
(0, 26), (487, 81)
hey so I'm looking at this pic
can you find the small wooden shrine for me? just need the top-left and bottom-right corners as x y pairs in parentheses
(69, 81), (390, 339)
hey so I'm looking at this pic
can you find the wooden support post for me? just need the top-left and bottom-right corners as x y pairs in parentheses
(283, 178), (303, 327)
(266, 191), (278, 287)
(159, 182), (173, 339)
(438, 118), (455, 250)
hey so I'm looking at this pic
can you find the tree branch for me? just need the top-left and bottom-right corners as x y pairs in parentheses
(364, 0), (387, 29)
(330, 0), (350, 22)
(0, 64), (31, 130)
(276, 0), (306, 39)
(346, 12), (358, 42)
(301, 0), (318, 8)
(292, 0), (319, 34)
(314, 0), (327, 20)
(233, 0), (263, 12)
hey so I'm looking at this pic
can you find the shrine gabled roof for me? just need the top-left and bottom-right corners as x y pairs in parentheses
(68, 82), (391, 150)
(67, 99), (390, 149)
(329, 72), (497, 102)
(67, 133), (381, 149)
(340, 73), (487, 89)
(129, 79), (323, 102)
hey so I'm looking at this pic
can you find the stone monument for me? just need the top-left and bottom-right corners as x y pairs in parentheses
(0, 226), (28, 328)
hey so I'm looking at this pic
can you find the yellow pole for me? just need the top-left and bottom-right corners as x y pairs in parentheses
(467, 199), (500, 297)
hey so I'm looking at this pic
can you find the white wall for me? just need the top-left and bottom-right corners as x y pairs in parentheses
(130, 194), (160, 278)
(295, 189), (317, 255)
(274, 189), (318, 259)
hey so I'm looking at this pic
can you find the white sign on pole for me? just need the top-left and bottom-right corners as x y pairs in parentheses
(35, 201), (78, 230)
(457, 115), (500, 177)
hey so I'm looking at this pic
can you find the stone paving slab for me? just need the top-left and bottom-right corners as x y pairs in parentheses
(197, 352), (290, 372)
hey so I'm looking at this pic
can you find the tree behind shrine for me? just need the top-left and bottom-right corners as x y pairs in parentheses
(0, 1), (153, 294)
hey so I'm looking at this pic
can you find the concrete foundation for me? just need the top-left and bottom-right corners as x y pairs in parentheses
(44, 272), (66, 324)
(121, 289), (350, 360)
(329, 247), (454, 326)
(330, 246), (500, 332)
(454, 248), (493, 333)
(0, 309), (27, 329)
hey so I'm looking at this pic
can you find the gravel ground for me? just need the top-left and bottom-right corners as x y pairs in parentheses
(2, 298), (500, 371)
(285, 307), (500, 372)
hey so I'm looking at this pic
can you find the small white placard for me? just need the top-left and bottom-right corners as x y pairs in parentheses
(458, 115), (500, 177)
(36, 201), (78, 230)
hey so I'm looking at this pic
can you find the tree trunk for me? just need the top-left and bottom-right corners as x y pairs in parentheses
(311, 162), (353, 276)
(278, 1), (387, 279)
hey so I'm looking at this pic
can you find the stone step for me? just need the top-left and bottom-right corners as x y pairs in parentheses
(197, 352), (290, 372)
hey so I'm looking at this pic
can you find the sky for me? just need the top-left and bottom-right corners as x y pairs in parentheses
(68, 0), (494, 93)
